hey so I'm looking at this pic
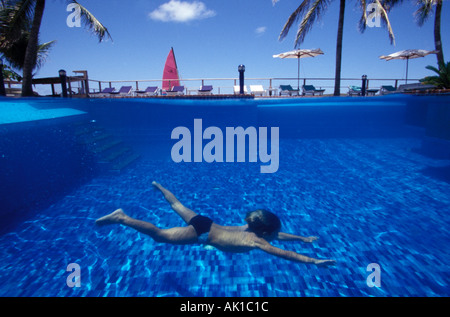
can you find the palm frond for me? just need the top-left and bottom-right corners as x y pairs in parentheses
(414, 0), (434, 26)
(360, 0), (406, 45)
(278, 0), (312, 42)
(294, 0), (329, 47)
(425, 64), (440, 74)
(358, 0), (368, 33)
(5, 0), (35, 27)
(420, 61), (450, 88)
(374, 0), (396, 45)
(2, 63), (22, 81)
(0, 30), (28, 69)
(35, 39), (55, 70)
(0, 0), (35, 48)
(0, 28), (55, 71)
(71, 0), (112, 42)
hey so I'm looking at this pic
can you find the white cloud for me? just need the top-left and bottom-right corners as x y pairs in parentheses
(255, 26), (267, 35)
(149, 0), (216, 23)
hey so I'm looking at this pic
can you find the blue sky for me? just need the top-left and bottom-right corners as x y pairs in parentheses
(35, 0), (449, 94)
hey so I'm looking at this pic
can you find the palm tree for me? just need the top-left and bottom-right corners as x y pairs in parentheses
(275, 0), (395, 96)
(414, 0), (445, 69)
(1, 30), (55, 73)
(1, 1), (55, 75)
(0, 0), (111, 97)
(0, 0), (54, 87)
(420, 61), (450, 88)
(2, 64), (22, 81)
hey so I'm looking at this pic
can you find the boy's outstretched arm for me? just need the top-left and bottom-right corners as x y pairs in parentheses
(277, 232), (318, 243)
(254, 238), (335, 267)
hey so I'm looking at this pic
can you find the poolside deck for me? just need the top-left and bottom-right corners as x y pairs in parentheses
(8, 71), (450, 98)
(110, 94), (256, 100)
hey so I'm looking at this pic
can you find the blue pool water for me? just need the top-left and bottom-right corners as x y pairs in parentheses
(0, 96), (449, 297)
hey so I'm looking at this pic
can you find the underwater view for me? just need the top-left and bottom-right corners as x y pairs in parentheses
(0, 95), (449, 297)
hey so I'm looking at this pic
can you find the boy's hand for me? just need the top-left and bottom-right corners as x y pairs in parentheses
(302, 236), (318, 243)
(314, 259), (336, 267)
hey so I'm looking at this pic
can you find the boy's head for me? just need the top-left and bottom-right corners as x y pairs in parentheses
(245, 209), (281, 239)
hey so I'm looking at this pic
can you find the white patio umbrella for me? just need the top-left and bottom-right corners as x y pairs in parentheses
(273, 48), (324, 90)
(379, 49), (439, 84)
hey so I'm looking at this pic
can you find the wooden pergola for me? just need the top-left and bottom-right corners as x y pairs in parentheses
(31, 70), (90, 97)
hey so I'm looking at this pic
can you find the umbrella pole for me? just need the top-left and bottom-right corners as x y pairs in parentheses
(405, 57), (409, 84)
(298, 57), (300, 92)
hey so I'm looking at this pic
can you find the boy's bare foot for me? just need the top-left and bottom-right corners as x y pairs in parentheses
(95, 208), (126, 226)
(152, 181), (162, 189)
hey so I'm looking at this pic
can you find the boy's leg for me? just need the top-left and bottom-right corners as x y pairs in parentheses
(95, 209), (197, 244)
(152, 181), (197, 224)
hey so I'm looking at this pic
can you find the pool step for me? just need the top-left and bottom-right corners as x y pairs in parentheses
(102, 146), (132, 162)
(78, 131), (111, 145)
(72, 120), (105, 137)
(71, 120), (140, 172)
(92, 138), (123, 154)
(111, 152), (141, 171)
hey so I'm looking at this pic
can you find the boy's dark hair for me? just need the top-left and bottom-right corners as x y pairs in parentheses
(245, 209), (281, 239)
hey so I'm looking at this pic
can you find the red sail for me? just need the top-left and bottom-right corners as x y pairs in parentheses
(162, 47), (180, 90)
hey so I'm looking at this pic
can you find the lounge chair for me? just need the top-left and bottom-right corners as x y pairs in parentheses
(366, 88), (379, 96)
(135, 86), (158, 96)
(398, 83), (435, 92)
(110, 86), (133, 97)
(302, 85), (325, 96)
(348, 86), (362, 96)
(380, 85), (397, 95)
(234, 85), (248, 94)
(198, 85), (213, 95)
(279, 85), (300, 96)
(250, 85), (265, 96)
(92, 87), (115, 98)
(166, 85), (185, 96)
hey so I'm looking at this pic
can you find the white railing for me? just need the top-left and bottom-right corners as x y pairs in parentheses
(5, 76), (420, 97)
(87, 77), (418, 96)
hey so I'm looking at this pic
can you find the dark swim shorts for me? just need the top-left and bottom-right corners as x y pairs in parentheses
(188, 215), (213, 236)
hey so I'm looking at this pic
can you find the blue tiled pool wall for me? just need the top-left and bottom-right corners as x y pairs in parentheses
(420, 95), (450, 139)
(64, 95), (431, 157)
(417, 95), (450, 160)
(22, 94), (447, 144)
(0, 117), (99, 232)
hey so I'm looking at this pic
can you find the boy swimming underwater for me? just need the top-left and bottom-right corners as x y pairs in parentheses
(95, 181), (335, 267)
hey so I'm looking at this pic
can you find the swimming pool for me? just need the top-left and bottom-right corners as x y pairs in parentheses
(0, 95), (449, 297)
